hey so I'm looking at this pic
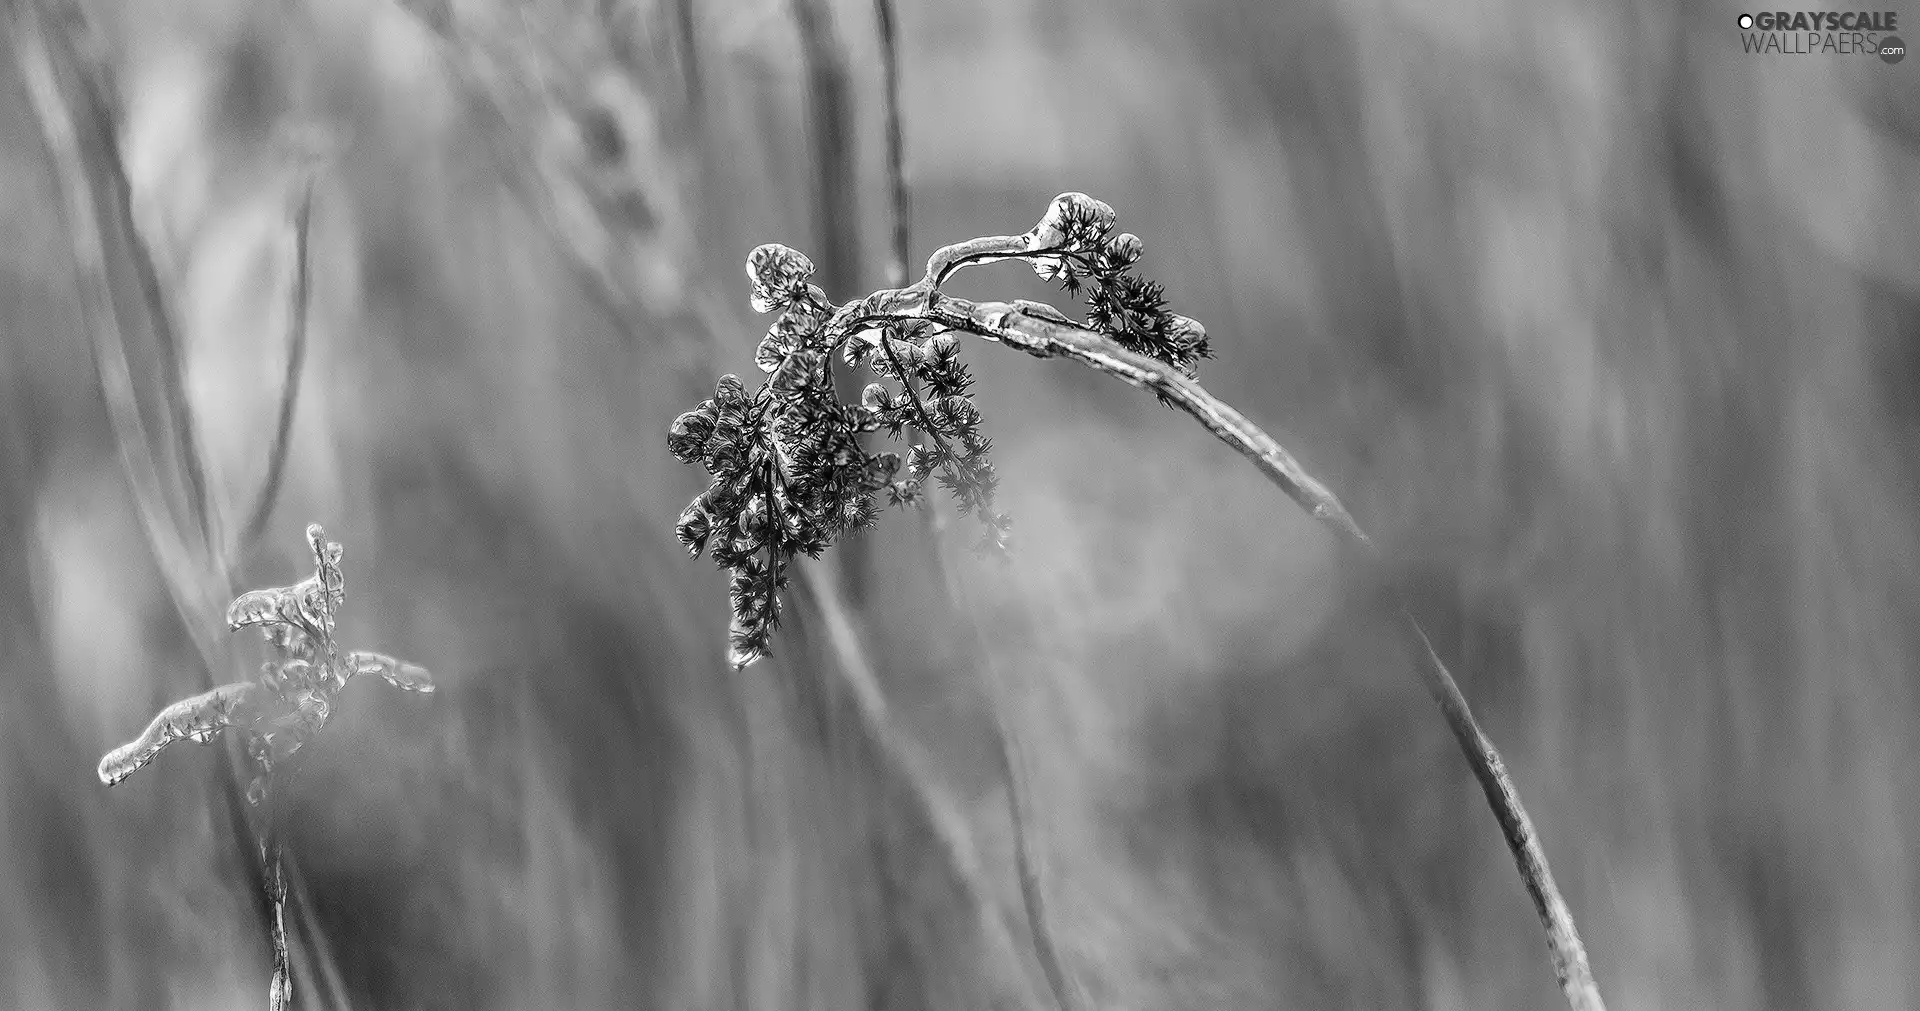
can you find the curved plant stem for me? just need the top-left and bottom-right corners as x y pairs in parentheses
(822, 245), (1608, 1011)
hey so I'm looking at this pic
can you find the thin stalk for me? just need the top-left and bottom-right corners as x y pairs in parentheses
(671, 0), (701, 119)
(978, 626), (1081, 1011)
(834, 265), (1606, 1010)
(876, 330), (1082, 1011)
(790, 562), (1056, 1011)
(112, 115), (215, 559)
(11, 0), (285, 994)
(17, 6), (351, 1005)
(875, 9), (1082, 997)
(34, 0), (217, 560)
(235, 178), (315, 556)
(266, 837), (292, 1011)
(10, 0), (222, 652)
(285, 851), (353, 1011)
(786, 0), (860, 298)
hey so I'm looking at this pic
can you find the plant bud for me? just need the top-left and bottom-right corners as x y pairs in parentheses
(668, 408), (717, 463)
(745, 243), (815, 314)
(755, 332), (789, 374)
(1167, 314), (1209, 362)
(675, 504), (712, 557)
(739, 494), (769, 535)
(703, 435), (746, 476)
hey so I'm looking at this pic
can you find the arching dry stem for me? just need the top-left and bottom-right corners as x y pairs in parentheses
(822, 201), (1607, 1011)
(680, 194), (1607, 1011)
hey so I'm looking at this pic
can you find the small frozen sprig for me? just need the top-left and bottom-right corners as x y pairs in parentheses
(670, 195), (1201, 668)
(97, 524), (434, 796)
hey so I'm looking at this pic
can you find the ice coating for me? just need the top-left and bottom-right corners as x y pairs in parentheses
(98, 523), (434, 789)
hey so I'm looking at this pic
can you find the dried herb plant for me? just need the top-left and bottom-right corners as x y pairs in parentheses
(670, 192), (1609, 1011)
(98, 525), (435, 1008)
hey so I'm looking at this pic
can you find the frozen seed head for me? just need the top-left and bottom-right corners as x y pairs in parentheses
(746, 243), (816, 314)
(1026, 192), (1117, 281)
(1030, 192), (1117, 250)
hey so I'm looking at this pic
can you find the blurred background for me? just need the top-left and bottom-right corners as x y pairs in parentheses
(4, 0), (1920, 1008)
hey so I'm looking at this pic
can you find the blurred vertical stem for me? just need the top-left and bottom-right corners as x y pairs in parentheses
(10, 0), (280, 990)
(787, 0), (860, 297)
(126, 133), (215, 559)
(9, 0), (221, 639)
(868, 3), (1079, 1006)
(12, 3), (343, 1004)
(240, 178), (321, 1011)
(786, 563), (1056, 1010)
(671, 0), (702, 122)
(392, 2), (1069, 1003)
(843, 278), (1610, 1011)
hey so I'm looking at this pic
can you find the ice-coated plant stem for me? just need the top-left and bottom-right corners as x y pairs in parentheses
(864, 213), (1605, 1011)
(673, 193), (1607, 1011)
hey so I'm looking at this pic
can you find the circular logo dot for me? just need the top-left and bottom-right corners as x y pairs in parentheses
(1882, 35), (1906, 63)
(1738, 13), (1753, 29)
